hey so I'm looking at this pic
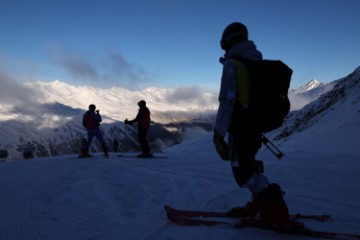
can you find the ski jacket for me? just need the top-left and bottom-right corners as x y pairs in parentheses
(130, 106), (151, 130)
(215, 41), (263, 137)
(83, 110), (102, 131)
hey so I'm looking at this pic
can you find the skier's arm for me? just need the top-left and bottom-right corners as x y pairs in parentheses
(215, 60), (237, 137)
(95, 111), (102, 123)
(125, 110), (141, 125)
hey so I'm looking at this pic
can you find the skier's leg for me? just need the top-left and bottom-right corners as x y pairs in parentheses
(229, 125), (263, 189)
(94, 130), (108, 157)
(142, 129), (150, 153)
(138, 129), (150, 155)
(85, 131), (94, 154)
(80, 138), (89, 157)
(229, 126), (293, 230)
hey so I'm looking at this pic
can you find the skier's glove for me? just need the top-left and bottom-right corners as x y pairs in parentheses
(213, 129), (229, 161)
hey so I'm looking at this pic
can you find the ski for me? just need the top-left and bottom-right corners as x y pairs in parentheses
(166, 213), (360, 240)
(117, 154), (168, 159)
(68, 153), (109, 159)
(78, 154), (109, 159)
(165, 206), (360, 240)
(164, 205), (331, 222)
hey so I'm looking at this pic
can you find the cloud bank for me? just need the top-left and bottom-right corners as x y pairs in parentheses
(0, 71), (43, 110)
(51, 46), (153, 90)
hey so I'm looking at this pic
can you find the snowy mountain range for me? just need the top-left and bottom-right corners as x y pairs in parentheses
(0, 65), (359, 161)
(0, 80), (218, 160)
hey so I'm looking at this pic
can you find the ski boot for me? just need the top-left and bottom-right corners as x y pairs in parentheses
(103, 145), (109, 158)
(137, 152), (154, 158)
(240, 183), (305, 232)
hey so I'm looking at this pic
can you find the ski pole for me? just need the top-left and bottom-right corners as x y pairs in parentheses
(262, 135), (284, 159)
(124, 123), (129, 152)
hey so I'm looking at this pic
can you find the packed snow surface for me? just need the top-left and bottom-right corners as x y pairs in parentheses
(0, 128), (359, 240)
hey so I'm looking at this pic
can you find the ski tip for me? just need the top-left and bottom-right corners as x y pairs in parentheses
(292, 213), (332, 222)
(164, 205), (172, 212)
(317, 214), (332, 222)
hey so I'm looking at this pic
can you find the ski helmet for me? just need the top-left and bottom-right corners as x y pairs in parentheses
(89, 104), (96, 111)
(137, 100), (146, 107)
(220, 22), (248, 51)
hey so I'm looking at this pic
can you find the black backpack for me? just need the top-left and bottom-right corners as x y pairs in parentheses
(232, 56), (292, 132)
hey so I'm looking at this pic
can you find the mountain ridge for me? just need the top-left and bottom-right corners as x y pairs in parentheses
(1, 65), (359, 160)
(273, 66), (360, 152)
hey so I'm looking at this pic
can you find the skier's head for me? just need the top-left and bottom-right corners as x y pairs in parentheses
(89, 104), (96, 111)
(137, 100), (146, 108)
(220, 22), (248, 51)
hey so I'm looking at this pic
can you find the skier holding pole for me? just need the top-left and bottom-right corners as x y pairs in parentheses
(124, 100), (153, 158)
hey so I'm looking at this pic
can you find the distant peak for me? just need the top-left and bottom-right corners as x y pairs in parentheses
(301, 79), (321, 92)
(305, 79), (320, 87)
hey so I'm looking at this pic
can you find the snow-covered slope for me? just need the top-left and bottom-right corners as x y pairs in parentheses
(273, 65), (360, 155)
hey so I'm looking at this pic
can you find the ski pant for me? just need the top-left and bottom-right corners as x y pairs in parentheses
(138, 128), (150, 153)
(228, 109), (269, 193)
(86, 128), (107, 149)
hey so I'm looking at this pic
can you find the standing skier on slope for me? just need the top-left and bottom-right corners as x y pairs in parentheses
(81, 104), (109, 158)
(213, 22), (302, 231)
(124, 100), (153, 158)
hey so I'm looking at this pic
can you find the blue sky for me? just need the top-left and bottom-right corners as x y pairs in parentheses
(1, 0), (359, 91)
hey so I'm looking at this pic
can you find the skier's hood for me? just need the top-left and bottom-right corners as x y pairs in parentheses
(224, 40), (262, 61)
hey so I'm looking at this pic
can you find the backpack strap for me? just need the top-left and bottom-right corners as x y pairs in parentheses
(231, 58), (251, 107)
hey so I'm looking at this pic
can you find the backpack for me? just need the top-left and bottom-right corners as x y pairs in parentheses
(232, 56), (292, 132)
(83, 111), (96, 130)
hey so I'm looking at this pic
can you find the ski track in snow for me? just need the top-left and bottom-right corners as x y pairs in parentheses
(0, 144), (359, 240)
